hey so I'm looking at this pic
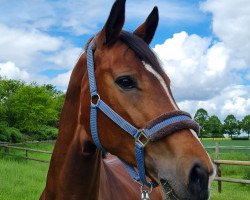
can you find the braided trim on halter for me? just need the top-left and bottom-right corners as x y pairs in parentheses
(150, 120), (199, 142)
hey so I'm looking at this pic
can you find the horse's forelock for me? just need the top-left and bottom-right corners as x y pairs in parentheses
(119, 31), (163, 75)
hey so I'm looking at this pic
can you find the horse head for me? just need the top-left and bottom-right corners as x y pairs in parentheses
(79, 0), (215, 199)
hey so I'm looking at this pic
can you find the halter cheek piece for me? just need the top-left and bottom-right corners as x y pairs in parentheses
(86, 40), (200, 188)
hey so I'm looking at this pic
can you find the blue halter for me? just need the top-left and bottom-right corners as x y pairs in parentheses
(86, 40), (199, 188)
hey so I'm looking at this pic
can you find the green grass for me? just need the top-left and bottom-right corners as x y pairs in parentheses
(210, 182), (250, 200)
(0, 143), (53, 200)
(0, 141), (249, 200)
(0, 157), (48, 200)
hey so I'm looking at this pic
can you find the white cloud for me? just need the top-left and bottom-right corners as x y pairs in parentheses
(0, 0), (54, 31)
(201, 0), (250, 69)
(0, 24), (63, 70)
(45, 47), (82, 70)
(0, 62), (29, 81)
(0, 23), (83, 74)
(0, 23), (81, 88)
(154, 31), (250, 119)
(179, 85), (250, 119)
(49, 70), (72, 88)
(154, 32), (237, 101)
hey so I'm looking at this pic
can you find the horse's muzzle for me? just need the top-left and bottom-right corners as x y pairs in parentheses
(188, 163), (210, 200)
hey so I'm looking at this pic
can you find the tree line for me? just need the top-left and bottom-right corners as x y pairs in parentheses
(0, 78), (249, 143)
(0, 78), (65, 143)
(194, 108), (250, 138)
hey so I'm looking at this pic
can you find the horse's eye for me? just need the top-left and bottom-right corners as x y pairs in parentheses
(115, 76), (137, 90)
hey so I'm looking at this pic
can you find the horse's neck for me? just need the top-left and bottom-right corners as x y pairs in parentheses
(42, 55), (104, 199)
(58, 124), (103, 199)
(53, 124), (143, 200)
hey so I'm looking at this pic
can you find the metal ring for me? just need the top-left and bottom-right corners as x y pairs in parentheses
(91, 94), (100, 106)
(140, 182), (153, 194)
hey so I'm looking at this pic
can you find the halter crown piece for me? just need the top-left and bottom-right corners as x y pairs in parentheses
(86, 39), (200, 189)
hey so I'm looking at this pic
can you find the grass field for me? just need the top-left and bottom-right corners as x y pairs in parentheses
(0, 140), (249, 200)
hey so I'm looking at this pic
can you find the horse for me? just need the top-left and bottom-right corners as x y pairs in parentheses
(40, 0), (215, 199)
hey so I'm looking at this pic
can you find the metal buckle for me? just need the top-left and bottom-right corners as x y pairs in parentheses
(136, 129), (150, 147)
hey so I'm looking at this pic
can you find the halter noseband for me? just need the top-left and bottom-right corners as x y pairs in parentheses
(86, 39), (199, 188)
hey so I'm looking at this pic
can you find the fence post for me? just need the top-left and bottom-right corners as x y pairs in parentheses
(25, 150), (28, 160)
(4, 145), (9, 153)
(215, 142), (222, 193)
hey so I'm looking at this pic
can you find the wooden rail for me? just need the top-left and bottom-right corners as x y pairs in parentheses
(214, 143), (250, 193)
(205, 146), (250, 150)
(0, 143), (52, 163)
(214, 160), (250, 166)
(0, 144), (52, 154)
(215, 177), (250, 184)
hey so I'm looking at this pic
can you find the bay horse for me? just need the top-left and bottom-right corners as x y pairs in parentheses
(40, 0), (215, 199)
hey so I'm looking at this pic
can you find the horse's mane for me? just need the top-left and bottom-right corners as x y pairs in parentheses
(119, 31), (163, 75)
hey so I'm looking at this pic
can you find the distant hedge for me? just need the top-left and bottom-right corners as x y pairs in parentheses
(231, 137), (249, 140)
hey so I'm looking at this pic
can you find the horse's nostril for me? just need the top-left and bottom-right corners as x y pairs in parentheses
(188, 163), (209, 199)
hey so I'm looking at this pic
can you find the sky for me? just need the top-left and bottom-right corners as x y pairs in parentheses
(0, 0), (249, 120)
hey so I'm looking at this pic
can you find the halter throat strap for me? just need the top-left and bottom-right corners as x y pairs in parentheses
(86, 40), (199, 188)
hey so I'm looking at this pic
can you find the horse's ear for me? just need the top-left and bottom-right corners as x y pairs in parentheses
(98, 0), (126, 46)
(134, 6), (159, 44)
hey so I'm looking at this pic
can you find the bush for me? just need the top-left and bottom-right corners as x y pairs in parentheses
(6, 127), (23, 143)
(0, 122), (10, 142)
(29, 126), (58, 141)
(0, 123), (24, 143)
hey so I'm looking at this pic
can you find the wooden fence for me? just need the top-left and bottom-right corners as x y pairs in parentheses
(0, 142), (250, 193)
(211, 143), (250, 193)
(0, 143), (52, 163)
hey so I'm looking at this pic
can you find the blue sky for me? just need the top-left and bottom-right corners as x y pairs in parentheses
(0, 0), (249, 120)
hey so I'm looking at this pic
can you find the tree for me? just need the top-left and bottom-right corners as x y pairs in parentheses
(0, 78), (65, 142)
(7, 85), (59, 133)
(223, 114), (240, 138)
(43, 84), (65, 127)
(0, 102), (7, 123)
(0, 78), (25, 123)
(241, 115), (250, 138)
(194, 108), (209, 138)
(205, 115), (223, 138)
(0, 78), (24, 102)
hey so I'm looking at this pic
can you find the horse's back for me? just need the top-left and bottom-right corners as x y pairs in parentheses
(100, 154), (162, 200)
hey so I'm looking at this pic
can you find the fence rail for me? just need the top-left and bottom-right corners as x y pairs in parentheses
(214, 159), (250, 166)
(0, 143), (52, 163)
(213, 143), (250, 193)
(205, 146), (250, 150)
(215, 177), (250, 184)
